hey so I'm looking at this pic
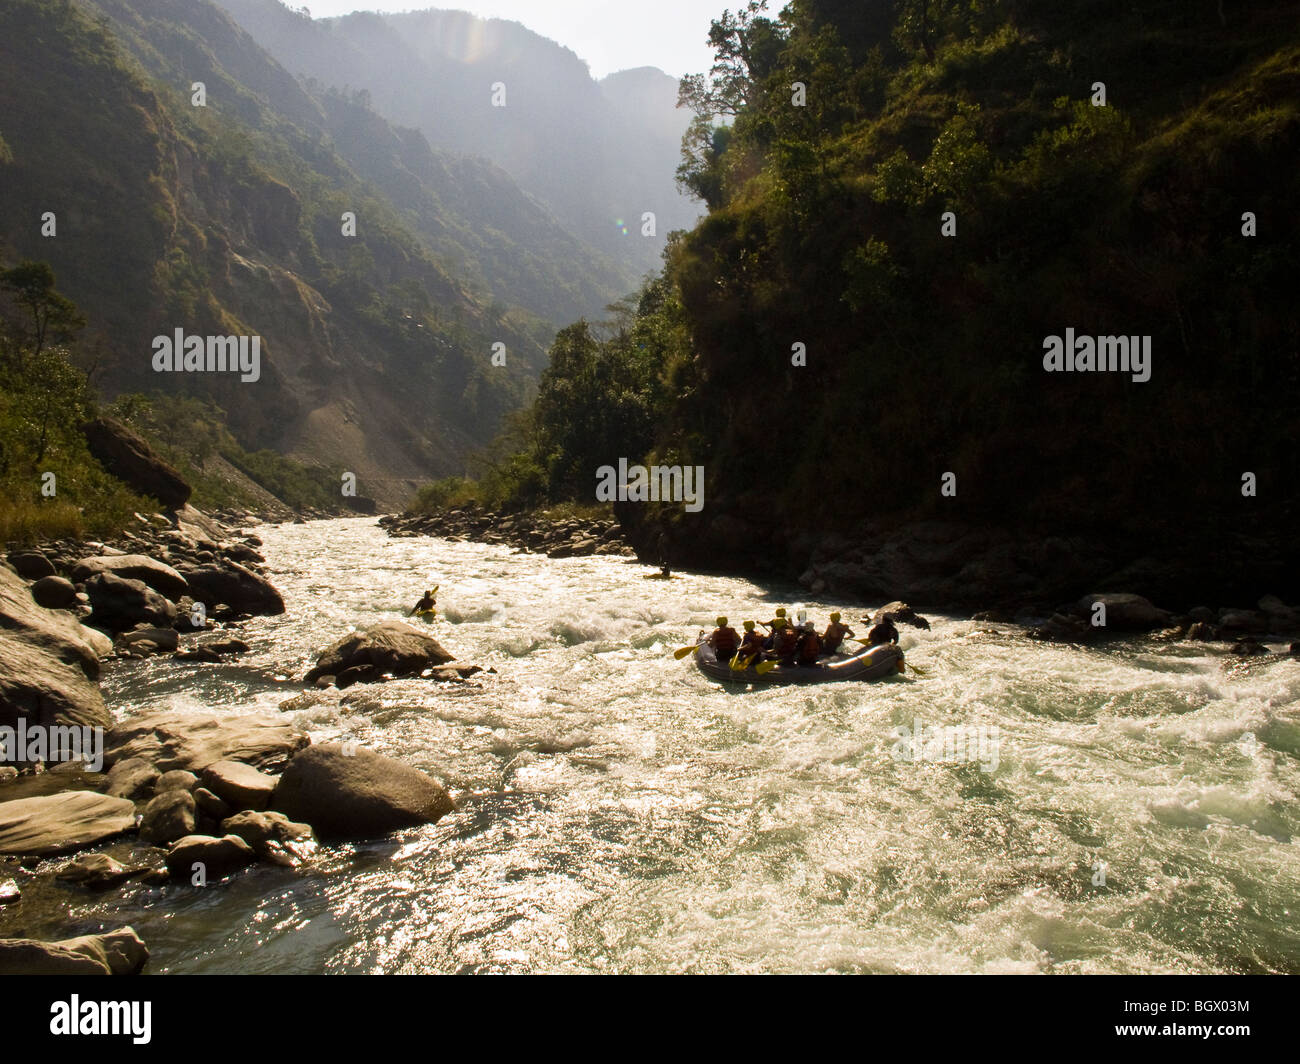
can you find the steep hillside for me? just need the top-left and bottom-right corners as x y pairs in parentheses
(0, 0), (577, 506)
(212, 0), (700, 281)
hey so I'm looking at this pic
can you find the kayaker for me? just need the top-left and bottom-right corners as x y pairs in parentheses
(737, 620), (765, 664)
(408, 588), (437, 617)
(794, 621), (822, 666)
(707, 616), (741, 662)
(865, 613), (899, 646)
(821, 611), (853, 655)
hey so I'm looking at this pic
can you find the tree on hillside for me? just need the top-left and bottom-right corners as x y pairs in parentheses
(0, 260), (84, 366)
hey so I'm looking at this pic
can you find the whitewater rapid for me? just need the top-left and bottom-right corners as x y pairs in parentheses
(74, 518), (1300, 973)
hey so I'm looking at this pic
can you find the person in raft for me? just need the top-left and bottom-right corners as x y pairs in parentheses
(821, 611), (854, 655)
(794, 621), (823, 667)
(707, 617), (741, 662)
(760, 608), (791, 650)
(865, 613), (899, 647)
(408, 587), (438, 618)
(770, 617), (801, 665)
(736, 620), (766, 665)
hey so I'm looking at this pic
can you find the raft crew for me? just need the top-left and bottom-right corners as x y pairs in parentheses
(821, 611), (853, 655)
(707, 616), (741, 662)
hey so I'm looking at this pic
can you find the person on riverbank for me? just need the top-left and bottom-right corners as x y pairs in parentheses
(821, 612), (853, 655)
(707, 617), (741, 662)
(408, 587), (438, 618)
(866, 613), (899, 646)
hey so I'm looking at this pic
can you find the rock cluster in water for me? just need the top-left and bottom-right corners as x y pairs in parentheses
(381, 506), (636, 559)
(0, 505), (461, 973)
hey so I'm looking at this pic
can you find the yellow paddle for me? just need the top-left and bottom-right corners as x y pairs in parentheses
(673, 643), (700, 659)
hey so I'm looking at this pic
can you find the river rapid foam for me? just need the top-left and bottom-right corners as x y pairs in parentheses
(69, 518), (1300, 974)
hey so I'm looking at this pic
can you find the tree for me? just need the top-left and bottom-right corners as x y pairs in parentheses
(0, 260), (84, 365)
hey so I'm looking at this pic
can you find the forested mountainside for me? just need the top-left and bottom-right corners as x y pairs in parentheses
(211, 0), (701, 280)
(452, 0), (1300, 607)
(0, 0), (638, 507)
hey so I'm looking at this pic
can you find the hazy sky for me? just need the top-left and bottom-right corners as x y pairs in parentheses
(298, 1), (723, 79)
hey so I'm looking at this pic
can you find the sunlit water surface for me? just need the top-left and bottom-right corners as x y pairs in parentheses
(41, 519), (1300, 972)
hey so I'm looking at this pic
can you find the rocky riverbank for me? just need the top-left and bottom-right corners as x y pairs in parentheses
(1, 505), (476, 973)
(381, 506), (636, 559)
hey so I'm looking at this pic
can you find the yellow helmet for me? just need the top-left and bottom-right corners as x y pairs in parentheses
(830, 611), (841, 621)
(716, 617), (727, 627)
(775, 608), (786, 616)
(743, 620), (755, 630)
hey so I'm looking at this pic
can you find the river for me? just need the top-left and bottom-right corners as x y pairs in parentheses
(54, 518), (1300, 972)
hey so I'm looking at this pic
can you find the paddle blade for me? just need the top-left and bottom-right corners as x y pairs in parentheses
(754, 660), (779, 675)
(673, 644), (699, 659)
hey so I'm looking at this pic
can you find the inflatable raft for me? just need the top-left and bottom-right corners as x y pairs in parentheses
(693, 635), (905, 685)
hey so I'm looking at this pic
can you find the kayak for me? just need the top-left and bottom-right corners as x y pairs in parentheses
(693, 635), (905, 685)
(415, 610), (436, 623)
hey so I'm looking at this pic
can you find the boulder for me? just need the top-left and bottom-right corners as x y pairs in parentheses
(1075, 593), (1171, 632)
(871, 601), (932, 630)
(6, 551), (55, 579)
(0, 791), (136, 856)
(304, 621), (455, 685)
(56, 853), (152, 890)
(139, 790), (196, 845)
(104, 711), (308, 775)
(0, 939), (112, 975)
(221, 809), (315, 863)
(200, 760), (276, 811)
(271, 743), (454, 841)
(0, 568), (109, 736)
(155, 770), (198, 793)
(192, 787), (231, 822)
(0, 879), (18, 904)
(115, 626), (180, 655)
(103, 757), (159, 800)
(84, 573), (177, 632)
(30, 575), (77, 609)
(165, 834), (256, 881)
(82, 416), (191, 509)
(71, 555), (188, 601)
(51, 927), (149, 975)
(1218, 609), (1269, 634)
(179, 561), (284, 616)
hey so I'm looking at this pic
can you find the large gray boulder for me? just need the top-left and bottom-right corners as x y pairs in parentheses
(304, 621), (455, 685)
(84, 572), (177, 633)
(0, 568), (109, 736)
(1075, 593), (1171, 632)
(104, 711), (308, 774)
(6, 551), (56, 579)
(0, 791), (136, 857)
(71, 554), (189, 601)
(179, 560), (284, 616)
(271, 744), (454, 841)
